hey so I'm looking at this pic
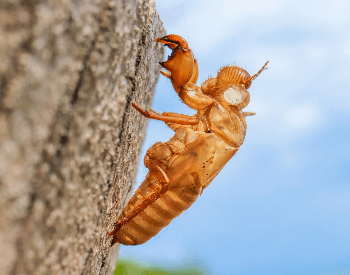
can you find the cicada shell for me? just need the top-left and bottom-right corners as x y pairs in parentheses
(109, 34), (268, 245)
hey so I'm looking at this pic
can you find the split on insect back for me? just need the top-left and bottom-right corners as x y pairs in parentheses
(109, 34), (268, 246)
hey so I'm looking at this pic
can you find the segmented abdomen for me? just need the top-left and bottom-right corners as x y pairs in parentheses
(113, 180), (199, 245)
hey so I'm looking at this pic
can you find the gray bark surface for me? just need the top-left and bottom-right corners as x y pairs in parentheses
(0, 0), (165, 274)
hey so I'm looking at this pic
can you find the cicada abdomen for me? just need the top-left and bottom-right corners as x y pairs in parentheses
(111, 130), (238, 245)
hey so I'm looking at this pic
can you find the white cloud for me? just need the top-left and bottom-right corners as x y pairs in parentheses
(246, 99), (324, 150)
(304, 42), (330, 67)
(168, 0), (283, 55)
(286, 0), (350, 28)
(283, 103), (322, 132)
(156, 0), (350, 58)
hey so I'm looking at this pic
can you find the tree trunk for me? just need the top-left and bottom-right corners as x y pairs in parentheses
(0, 0), (165, 274)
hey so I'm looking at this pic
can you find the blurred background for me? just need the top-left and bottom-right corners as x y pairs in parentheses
(117, 0), (350, 274)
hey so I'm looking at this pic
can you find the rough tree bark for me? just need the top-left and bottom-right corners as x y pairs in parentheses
(0, 0), (165, 274)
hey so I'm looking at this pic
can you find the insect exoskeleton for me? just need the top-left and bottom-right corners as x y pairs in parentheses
(109, 34), (268, 246)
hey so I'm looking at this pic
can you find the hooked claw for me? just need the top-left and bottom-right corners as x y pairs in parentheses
(156, 34), (198, 88)
(156, 34), (189, 50)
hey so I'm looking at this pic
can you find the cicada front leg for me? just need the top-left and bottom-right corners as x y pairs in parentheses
(156, 34), (199, 89)
(156, 35), (215, 112)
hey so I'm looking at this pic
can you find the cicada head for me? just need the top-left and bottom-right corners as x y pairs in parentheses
(201, 62), (269, 109)
(201, 66), (251, 109)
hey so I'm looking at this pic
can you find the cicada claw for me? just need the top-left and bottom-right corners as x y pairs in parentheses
(156, 34), (189, 50)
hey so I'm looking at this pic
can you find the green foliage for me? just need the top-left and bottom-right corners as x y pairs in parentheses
(114, 259), (207, 275)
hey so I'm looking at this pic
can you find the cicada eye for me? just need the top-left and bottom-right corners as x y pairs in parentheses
(223, 87), (243, 105)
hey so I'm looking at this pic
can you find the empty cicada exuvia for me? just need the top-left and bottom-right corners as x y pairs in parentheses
(109, 34), (268, 245)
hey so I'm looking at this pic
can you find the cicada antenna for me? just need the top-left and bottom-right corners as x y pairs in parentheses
(246, 61), (269, 83)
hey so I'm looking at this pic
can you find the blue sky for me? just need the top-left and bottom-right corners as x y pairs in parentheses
(118, 0), (350, 274)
